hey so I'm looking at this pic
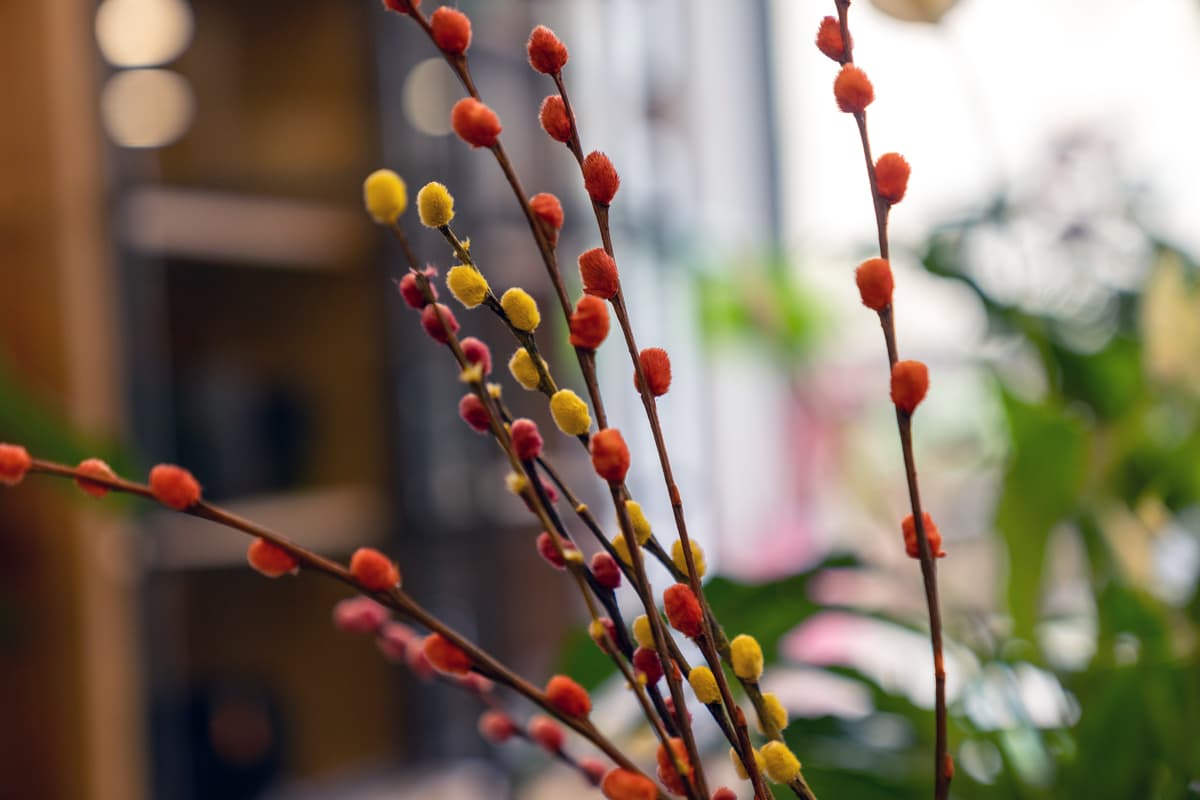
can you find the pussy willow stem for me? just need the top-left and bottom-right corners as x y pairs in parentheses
(834, 3), (949, 798)
(23, 458), (667, 797)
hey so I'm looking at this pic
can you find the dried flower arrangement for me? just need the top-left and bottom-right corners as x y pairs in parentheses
(0, 2), (951, 798)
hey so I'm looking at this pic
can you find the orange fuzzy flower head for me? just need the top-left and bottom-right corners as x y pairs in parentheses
(539, 95), (572, 143)
(601, 768), (658, 800)
(510, 418), (544, 461)
(590, 551), (622, 589)
(0, 443), (31, 487)
(527, 25), (569, 74)
(149, 464), (201, 510)
(902, 512), (946, 558)
(349, 547), (401, 591)
(635, 348), (672, 396)
(580, 757), (608, 787)
(664, 583), (704, 638)
(423, 632), (473, 675)
(583, 151), (620, 205)
(579, 248), (620, 299)
(530, 192), (564, 244)
(421, 302), (460, 343)
(569, 295), (611, 349)
(815, 16), (847, 62)
(451, 97), (502, 148)
(890, 359), (929, 414)
(834, 64), (874, 113)
(528, 714), (566, 752)
(431, 7), (471, 55)
(855, 258), (894, 311)
(75, 458), (116, 498)
(332, 596), (390, 635)
(633, 646), (664, 684)
(247, 537), (300, 578)
(656, 737), (693, 796)
(478, 709), (518, 743)
(536, 531), (576, 570)
(545, 674), (592, 717)
(590, 428), (631, 484)
(875, 152), (911, 204)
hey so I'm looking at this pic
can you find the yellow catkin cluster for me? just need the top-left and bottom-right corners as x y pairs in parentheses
(759, 692), (789, 734)
(730, 634), (764, 682)
(761, 741), (802, 783)
(504, 471), (527, 495)
(611, 532), (632, 566)
(632, 614), (655, 649)
(671, 539), (706, 577)
(731, 747), (766, 781)
(549, 389), (590, 435)
(624, 500), (652, 544)
(508, 349), (548, 390)
(446, 265), (489, 308)
(688, 665), (720, 704)
(417, 181), (455, 227)
(363, 169), (407, 223)
(500, 288), (540, 332)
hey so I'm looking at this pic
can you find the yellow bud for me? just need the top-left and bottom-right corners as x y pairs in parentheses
(500, 287), (541, 332)
(761, 741), (802, 784)
(549, 389), (591, 435)
(446, 265), (489, 308)
(632, 615), (655, 649)
(671, 539), (706, 577)
(731, 747), (765, 781)
(588, 619), (608, 641)
(508, 348), (548, 391)
(611, 533), (632, 566)
(417, 181), (455, 227)
(505, 472), (528, 495)
(758, 692), (789, 734)
(688, 666), (720, 704)
(487, 382), (502, 399)
(730, 634), (764, 682)
(459, 364), (483, 384)
(623, 500), (652, 544)
(363, 169), (407, 223)
(564, 548), (585, 565)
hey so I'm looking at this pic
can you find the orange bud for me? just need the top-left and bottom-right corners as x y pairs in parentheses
(601, 768), (658, 800)
(0, 443), (31, 487)
(149, 464), (201, 510)
(875, 152), (911, 204)
(451, 97), (502, 148)
(580, 757), (608, 786)
(510, 418), (543, 461)
(349, 547), (401, 591)
(855, 258), (894, 311)
(460, 336), (492, 375)
(382, 0), (420, 14)
(656, 737), (692, 796)
(569, 295), (611, 349)
(579, 248), (619, 299)
(815, 16), (847, 62)
(536, 531), (576, 570)
(75, 458), (116, 498)
(527, 25), (569, 74)
(901, 512), (946, 559)
(633, 646), (663, 684)
(478, 709), (518, 743)
(944, 753), (955, 780)
(399, 266), (438, 308)
(636, 348), (672, 396)
(590, 428), (631, 484)
(332, 596), (390, 635)
(431, 7), (471, 54)
(423, 632), (473, 675)
(890, 359), (929, 414)
(712, 789), (738, 800)
(834, 64), (874, 113)
(458, 393), (491, 433)
(247, 537), (299, 578)
(583, 151), (620, 205)
(530, 192), (564, 245)
(664, 583), (704, 638)
(590, 551), (622, 589)
(421, 302), (460, 343)
(539, 95), (572, 143)
(528, 714), (566, 752)
(545, 674), (591, 717)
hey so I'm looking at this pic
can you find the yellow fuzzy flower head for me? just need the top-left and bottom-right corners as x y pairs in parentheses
(671, 539), (707, 577)
(632, 614), (655, 649)
(363, 169), (407, 224)
(730, 634), (764, 682)
(500, 287), (541, 332)
(758, 692), (789, 734)
(731, 747), (766, 781)
(611, 533), (632, 566)
(508, 348), (548, 391)
(624, 500), (652, 544)
(446, 265), (489, 308)
(549, 389), (591, 435)
(417, 181), (455, 228)
(688, 665), (720, 704)
(761, 741), (802, 784)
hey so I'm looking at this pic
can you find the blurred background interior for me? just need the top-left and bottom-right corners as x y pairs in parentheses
(1, 0), (1199, 798)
